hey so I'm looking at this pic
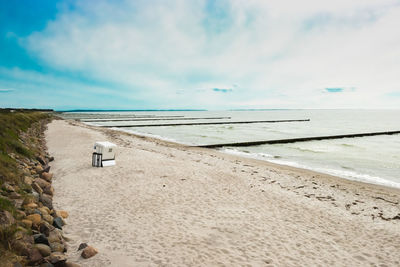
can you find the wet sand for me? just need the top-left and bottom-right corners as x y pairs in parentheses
(46, 119), (400, 266)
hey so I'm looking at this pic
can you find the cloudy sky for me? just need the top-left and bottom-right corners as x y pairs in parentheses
(1, 0), (399, 110)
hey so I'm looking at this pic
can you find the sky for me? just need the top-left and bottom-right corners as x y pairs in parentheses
(0, 0), (400, 110)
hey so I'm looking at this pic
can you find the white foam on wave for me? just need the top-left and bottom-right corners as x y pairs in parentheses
(222, 148), (400, 189)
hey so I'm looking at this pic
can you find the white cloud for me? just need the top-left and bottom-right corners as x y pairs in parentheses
(22, 0), (400, 108)
(0, 88), (15, 92)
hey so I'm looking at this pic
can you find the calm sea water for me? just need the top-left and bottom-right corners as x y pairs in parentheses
(63, 110), (400, 188)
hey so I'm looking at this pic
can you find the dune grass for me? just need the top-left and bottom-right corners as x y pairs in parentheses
(0, 110), (50, 185)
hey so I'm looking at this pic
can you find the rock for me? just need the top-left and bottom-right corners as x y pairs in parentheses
(0, 210), (16, 226)
(39, 221), (54, 236)
(35, 165), (44, 174)
(21, 219), (33, 229)
(3, 182), (15, 192)
(11, 239), (31, 256)
(15, 210), (26, 219)
(34, 243), (52, 257)
(53, 217), (63, 230)
(13, 230), (25, 240)
(56, 210), (69, 219)
(64, 262), (81, 267)
(25, 202), (38, 209)
(40, 194), (53, 210)
(13, 199), (24, 209)
(43, 206), (51, 214)
(13, 262), (23, 267)
(48, 156), (54, 162)
(48, 230), (63, 243)
(25, 208), (36, 216)
(37, 156), (46, 165)
(34, 233), (50, 246)
(43, 186), (54, 196)
(41, 172), (53, 182)
(43, 214), (54, 225)
(50, 242), (65, 252)
(40, 263), (55, 267)
(47, 252), (67, 265)
(77, 243), (88, 251)
(32, 182), (44, 195)
(28, 247), (43, 264)
(26, 214), (41, 225)
(81, 246), (98, 259)
(9, 192), (21, 199)
(61, 233), (71, 242)
(33, 209), (42, 216)
(32, 190), (41, 201)
(38, 207), (49, 215)
(43, 165), (51, 173)
(24, 176), (34, 185)
(35, 178), (50, 190)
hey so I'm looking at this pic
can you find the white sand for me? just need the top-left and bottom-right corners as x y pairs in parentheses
(46, 120), (400, 266)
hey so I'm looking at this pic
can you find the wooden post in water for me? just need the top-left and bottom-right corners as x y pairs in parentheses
(99, 119), (311, 128)
(197, 130), (400, 148)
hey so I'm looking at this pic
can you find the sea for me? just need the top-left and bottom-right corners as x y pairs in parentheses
(61, 109), (400, 189)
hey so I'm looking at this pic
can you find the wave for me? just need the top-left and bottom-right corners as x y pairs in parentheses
(222, 148), (400, 189)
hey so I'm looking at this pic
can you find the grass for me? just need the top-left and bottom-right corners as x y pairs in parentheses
(0, 110), (52, 264)
(0, 110), (51, 185)
(0, 198), (16, 215)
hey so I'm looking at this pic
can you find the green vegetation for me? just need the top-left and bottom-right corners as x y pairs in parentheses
(0, 110), (50, 184)
(0, 110), (52, 265)
(0, 197), (16, 215)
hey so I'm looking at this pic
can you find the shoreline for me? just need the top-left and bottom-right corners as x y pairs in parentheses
(47, 119), (400, 266)
(107, 123), (400, 194)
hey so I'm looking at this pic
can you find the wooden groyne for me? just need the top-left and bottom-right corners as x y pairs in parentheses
(76, 115), (184, 119)
(198, 130), (400, 148)
(81, 117), (231, 122)
(99, 119), (310, 128)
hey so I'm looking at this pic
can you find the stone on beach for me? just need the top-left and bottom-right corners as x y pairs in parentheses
(25, 202), (38, 209)
(26, 214), (41, 225)
(34, 243), (52, 257)
(35, 178), (51, 190)
(39, 221), (54, 236)
(47, 252), (67, 265)
(24, 176), (34, 185)
(32, 182), (43, 195)
(56, 210), (69, 219)
(52, 217), (64, 230)
(43, 214), (54, 224)
(41, 172), (53, 182)
(28, 248), (43, 264)
(43, 185), (54, 196)
(77, 243), (88, 251)
(40, 194), (53, 210)
(64, 262), (81, 267)
(35, 165), (44, 174)
(36, 156), (46, 165)
(48, 229), (63, 243)
(81, 246), (98, 259)
(0, 210), (15, 226)
(34, 233), (50, 246)
(21, 219), (33, 229)
(42, 165), (51, 173)
(50, 241), (65, 252)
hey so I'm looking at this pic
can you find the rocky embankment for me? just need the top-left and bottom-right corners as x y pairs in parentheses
(0, 112), (84, 267)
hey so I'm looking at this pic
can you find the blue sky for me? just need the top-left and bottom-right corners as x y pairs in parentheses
(1, 0), (400, 110)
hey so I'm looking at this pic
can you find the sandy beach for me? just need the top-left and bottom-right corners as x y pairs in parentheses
(45, 119), (400, 266)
